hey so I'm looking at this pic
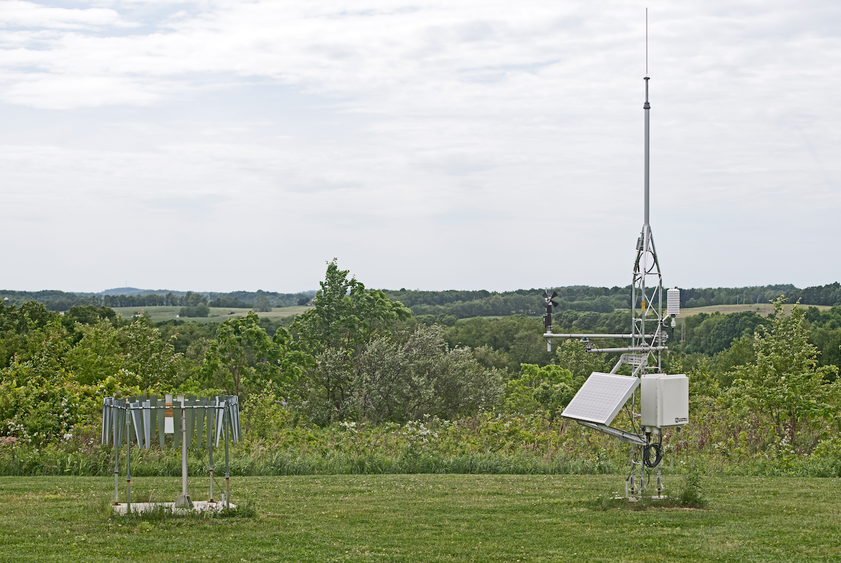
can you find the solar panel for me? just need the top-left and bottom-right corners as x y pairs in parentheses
(562, 372), (639, 426)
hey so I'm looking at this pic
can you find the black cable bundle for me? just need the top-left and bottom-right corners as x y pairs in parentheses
(643, 435), (663, 468)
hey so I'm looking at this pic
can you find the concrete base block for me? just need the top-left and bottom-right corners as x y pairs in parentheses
(112, 501), (235, 515)
(174, 493), (193, 509)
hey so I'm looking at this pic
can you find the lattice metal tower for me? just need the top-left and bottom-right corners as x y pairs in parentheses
(629, 75), (665, 375)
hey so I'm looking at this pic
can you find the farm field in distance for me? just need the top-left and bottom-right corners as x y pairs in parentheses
(1, 474), (839, 562)
(676, 302), (831, 318)
(106, 305), (309, 323)
(103, 303), (833, 325)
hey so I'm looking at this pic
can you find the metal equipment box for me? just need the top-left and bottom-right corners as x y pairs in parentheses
(640, 374), (688, 428)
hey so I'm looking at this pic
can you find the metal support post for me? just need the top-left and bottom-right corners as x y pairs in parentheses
(656, 465), (663, 496)
(640, 447), (648, 496)
(208, 403), (215, 503)
(224, 407), (230, 509)
(175, 396), (192, 508)
(182, 401), (188, 493)
(113, 405), (120, 505)
(126, 408), (131, 512)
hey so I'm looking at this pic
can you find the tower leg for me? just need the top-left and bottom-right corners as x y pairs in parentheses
(224, 408), (230, 509)
(656, 465), (663, 497)
(175, 398), (193, 509)
(126, 411), (131, 512)
(113, 405), (120, 505)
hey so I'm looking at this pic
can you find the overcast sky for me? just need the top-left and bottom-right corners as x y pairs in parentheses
(1, 0), (839, 294)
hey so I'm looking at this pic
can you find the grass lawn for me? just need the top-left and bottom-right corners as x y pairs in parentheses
(1, 474), (839, 562)
(108, 306), (309, 324)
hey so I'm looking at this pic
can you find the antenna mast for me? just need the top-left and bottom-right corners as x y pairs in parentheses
(544, 9), (688, 501)
(627, 7), (665, 375)
(542, 11), (671, 369)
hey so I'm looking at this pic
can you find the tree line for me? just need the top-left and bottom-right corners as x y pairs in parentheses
(0, 261), (839, 476)
(5, 282), (841, 316)
(0, 289), (315, 311)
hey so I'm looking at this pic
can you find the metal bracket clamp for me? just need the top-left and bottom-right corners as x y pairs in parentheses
(576, 421), (646, 446)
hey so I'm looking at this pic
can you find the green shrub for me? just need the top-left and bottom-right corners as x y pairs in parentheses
(675, 462), (706, 508)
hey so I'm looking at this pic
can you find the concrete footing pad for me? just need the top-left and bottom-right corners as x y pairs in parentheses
(112, 501), (236, 515)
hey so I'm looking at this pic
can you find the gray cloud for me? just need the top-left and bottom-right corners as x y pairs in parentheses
(0, 0), (839, 292)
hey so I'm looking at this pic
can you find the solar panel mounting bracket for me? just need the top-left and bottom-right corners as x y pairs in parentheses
(576, 421), (646, 446)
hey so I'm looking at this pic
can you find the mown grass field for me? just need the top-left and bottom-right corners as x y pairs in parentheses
(677, 303), (831, 318)
(107, 306), (309, 323)
(1, 474), (839, 562)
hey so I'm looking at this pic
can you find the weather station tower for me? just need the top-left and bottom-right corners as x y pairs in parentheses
(542, 14), (688, 499)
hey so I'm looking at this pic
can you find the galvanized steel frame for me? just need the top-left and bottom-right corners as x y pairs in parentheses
(101, 395), (241, 509)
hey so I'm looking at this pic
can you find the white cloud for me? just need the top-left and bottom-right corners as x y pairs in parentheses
(0, 0), (134, 29)
(0, 1), (839, 291)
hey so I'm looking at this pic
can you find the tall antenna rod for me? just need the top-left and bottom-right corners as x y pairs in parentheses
(630, 9), (663, 374)
(544, 8), (667, 375)
(644, 8), (650, 227)
(644, 81), (650, 226)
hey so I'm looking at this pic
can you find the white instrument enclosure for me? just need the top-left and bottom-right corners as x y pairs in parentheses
(641, 373), (688, 428)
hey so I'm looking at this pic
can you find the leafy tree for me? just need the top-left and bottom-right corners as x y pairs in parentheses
(61, 315), (184, 391)
(182, 291), (207, 307)
(0, 373), (101, 446)
(811, 326), (841, 382)
(253, 295), (272, 313)
(711, 335), (756, 388)
(314, 325), (503, 424)
(179, 304), (209, 318)
(120, 316), (181, 390)
(0, 319), (103, 446)
(208, 296), (252, 308)
(724, 299), (840, 454)
(552, 310), (631, 334)
(505, 363), (578, 419)
(707, 311), (768, 354)
(201, 312), (308, 399)
(787, 282), (841, 306)
(65, 321), (123, 386)
(681, 312), (722, 354)
(294, 259), (411, 357)
(65, 305), (117, 326)
(0, 300), (57, 335)
(803, 305), (841, 380)
(156, 320), (218, 355)
(471, 344), (512, 370)
(682, 311), (769, 355)
(554, 339), (607, 381)
(292, 260), (411, 421)
(443, 316), (552, 371)
(302, 348), (352, 423)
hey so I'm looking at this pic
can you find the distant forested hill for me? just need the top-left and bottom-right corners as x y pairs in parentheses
(383, 287), (628, 319)
(0, 288), (316, 311)
(384, 283), (837, 319)
(1, 282), (839, 314)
